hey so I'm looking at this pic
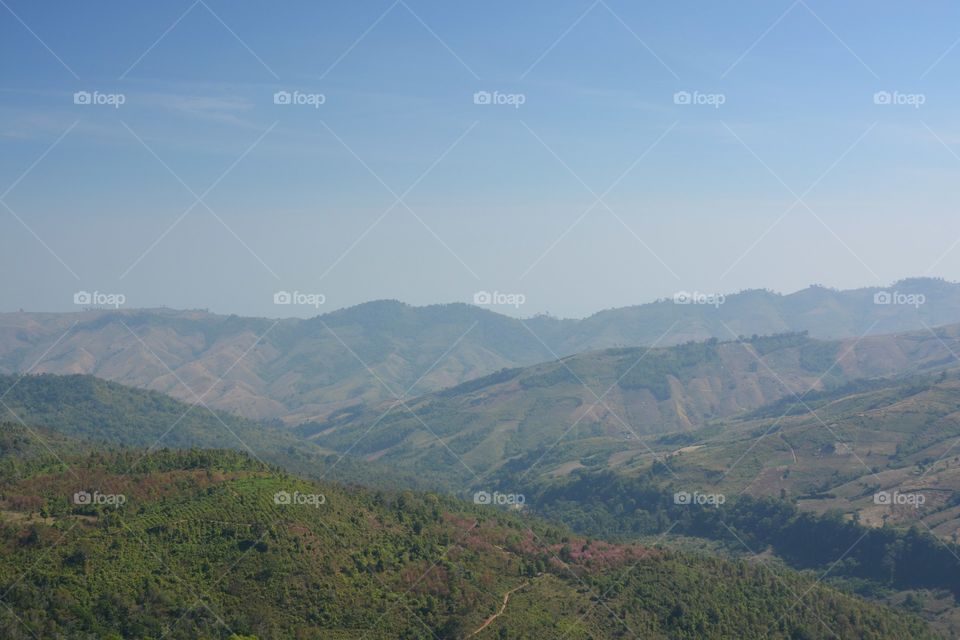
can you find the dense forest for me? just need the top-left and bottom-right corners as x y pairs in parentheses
(530, 470), (960, 597)
(0, 443), (936, 639)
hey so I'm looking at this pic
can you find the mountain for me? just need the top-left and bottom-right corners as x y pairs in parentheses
(302, 324), (960, 488)
(565, 277), (958, 352)
(0, 303), (557, 424)
(0, 441), (937, 639)
(2, 278), (960, 423)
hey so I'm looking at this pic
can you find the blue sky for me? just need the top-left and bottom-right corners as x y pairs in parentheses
(2, 0), (960, 317)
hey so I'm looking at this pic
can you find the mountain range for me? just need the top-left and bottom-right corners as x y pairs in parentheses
(6, 327), (960, 634)
(303, 323), (960, 487)
(1, 278), (956, 424)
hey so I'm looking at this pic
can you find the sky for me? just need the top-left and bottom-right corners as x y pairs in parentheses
(2, 0), (960, 318)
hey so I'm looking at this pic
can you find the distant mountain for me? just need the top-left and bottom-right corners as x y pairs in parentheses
(563, 277), (959, 352)
(1, 278), (959, 423)
(303, 324), (960, 487)
(0, 444), (935, 639)
(0, 303), (558, 423)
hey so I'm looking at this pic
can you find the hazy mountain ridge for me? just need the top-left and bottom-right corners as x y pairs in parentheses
(1, 278), (958, 424)
(305, 324), (960, 486)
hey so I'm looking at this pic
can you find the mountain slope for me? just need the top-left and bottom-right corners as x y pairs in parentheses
(2, 278), (959, 423)
(0, 372), (306, 455)
(656, 371), (960, 538)
(0, 444), (937, 639)
(304, 325), (960, 487)
(0, 373), (424, 489)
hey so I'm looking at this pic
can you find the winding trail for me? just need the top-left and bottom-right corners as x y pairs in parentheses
(467, 581), (530, 637)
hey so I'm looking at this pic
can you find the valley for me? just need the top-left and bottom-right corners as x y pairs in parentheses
(7, 296), (960, 637)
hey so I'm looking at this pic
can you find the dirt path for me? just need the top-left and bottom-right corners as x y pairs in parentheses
(781, 433), (797, 464)
(467, 582), (530, 637)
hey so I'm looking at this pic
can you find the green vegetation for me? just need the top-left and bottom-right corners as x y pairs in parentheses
(0, 373), (299, 452)
(307, 324), (960, 489)
(654, 371), (960, 541)
(0, 373), (427, 490)
(0, 444), (937, 639)
(616, 338), (720, 400)
(530, 470), (960, 599)
(8, 315), (960, 636)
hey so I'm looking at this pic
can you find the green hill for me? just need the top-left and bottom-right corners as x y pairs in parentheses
(0, 373), (419, 490)
(0, 443), (937, 639)
(0, 372), (280, 450)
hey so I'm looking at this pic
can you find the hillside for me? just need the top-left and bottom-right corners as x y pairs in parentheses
(525, 469), (960, 636)
(304, 325), (960, 487)
(0, 372), (323, 458)
(0, 443), (937, 639)
(2, 278), (959, 423)
(0, 373), (422, 490)
(0, 303), (555, 424)
(651, 370), (960, 539)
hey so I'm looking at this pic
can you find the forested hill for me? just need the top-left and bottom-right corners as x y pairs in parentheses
(0, 372), (307, 453)
(0, 373), (418, 489)
(0, 443), (938, 639)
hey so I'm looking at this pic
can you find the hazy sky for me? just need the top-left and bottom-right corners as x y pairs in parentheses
(2, 1), (960, 318)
